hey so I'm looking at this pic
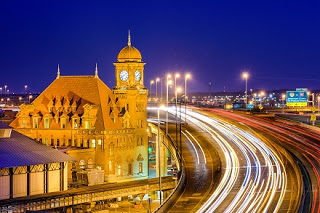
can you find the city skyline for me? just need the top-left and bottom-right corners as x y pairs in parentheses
(1, 1), (320, 93)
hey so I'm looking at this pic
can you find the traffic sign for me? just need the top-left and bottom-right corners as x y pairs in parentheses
(286, 91), (308, 107)
(247, 104), (254, 109)
(312, 107), (317, 113)
(259, 105), (263, 110)
(311, 114), (317, 121)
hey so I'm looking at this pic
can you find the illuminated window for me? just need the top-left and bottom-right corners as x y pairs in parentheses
(44, 118), (49, 128)
(97, 139), (102, 146)
(73, 119), (78, 129)
(61, 118), (66, 129)
(33, 117), (38, 128)
(79, 160), (85, 169)
(85, 121), (90, 129)
(45, 138), (48, 146)
(109, 143), (114, 156)
(117, 164), (121, 175)
(92, 139), (96, 148)
(109, 160), (114, 175)
(139, 162), (143, 173)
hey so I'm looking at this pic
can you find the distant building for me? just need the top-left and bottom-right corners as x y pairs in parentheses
(0, 123), (74, 200)
(10, 33), (149, 182)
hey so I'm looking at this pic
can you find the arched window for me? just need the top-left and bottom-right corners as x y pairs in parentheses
(109, 160), (114, 175)
(117, 164), (121, 176)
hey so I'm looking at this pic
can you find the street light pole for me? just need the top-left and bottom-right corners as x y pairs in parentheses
(156, 78), (160, 102)
(150, 80), (154, 101)
(4, 85), (7, 100)
(157, 107), (162, 204)
(175, 88), (181, 150)
(282, 94), (286, 113)
(184, 74), (190, 124)
(160, 77), (163, 103)
(166, 75), (172, 135)
(242, 72), (249, 109)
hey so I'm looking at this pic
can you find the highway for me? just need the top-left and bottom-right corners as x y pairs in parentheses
(209, 109), (320, 212)
(154, 106), (302, 212)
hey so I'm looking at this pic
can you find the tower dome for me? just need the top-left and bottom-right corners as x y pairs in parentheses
(117, 31), (142, 62)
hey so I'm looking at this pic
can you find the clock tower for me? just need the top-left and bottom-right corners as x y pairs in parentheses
(113, 31), (148, 148)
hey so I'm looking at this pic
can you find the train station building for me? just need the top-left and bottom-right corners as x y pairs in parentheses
(10, 34), (149, 183)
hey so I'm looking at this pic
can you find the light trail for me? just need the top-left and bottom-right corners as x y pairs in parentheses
(164, 107), (288, 212)
(185, 129), (207, 164)
(211, 108), (319, 212)
(181, 131), (200, 165)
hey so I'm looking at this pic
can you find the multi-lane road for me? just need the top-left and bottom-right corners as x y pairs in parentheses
(154, 106), (313, 212)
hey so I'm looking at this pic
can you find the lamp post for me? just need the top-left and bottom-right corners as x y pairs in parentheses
(150, 80), (154, 101)
(260, 91), (265, 106)
(175, 87), (181, 150)
(242, 72), (249, 109)
(166, 75), (172, 135)
(156, 78), (160, 102)
(29, 95), (33, 104)
(157, 105), (164, 205)
(184, 74), (191, 124)
(282, 94), (286, 113)
(25, 85), (27, 94)
(4, 85), (7, 99)
(253, 93), (257, 107)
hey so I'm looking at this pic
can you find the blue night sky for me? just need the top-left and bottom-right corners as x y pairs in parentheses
(1, 1), (320, 93)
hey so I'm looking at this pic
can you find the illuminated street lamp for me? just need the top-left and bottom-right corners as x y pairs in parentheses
(184, 74), (191, 123)
(174, 73), (180, 93)
(25, 85), (28, 94)
(260, 91), (265, 106)
(156, 78), (160, 102)
(157, 105), (165, 204)
(29, 95), (33, 103)
(242, 72), (249, 108)
(282, 94), (286, 113)
(19, 97), (22, 103)
(166, 76), (172, 135)
(175, 87), (181, 152)
(150, 80), (154, 101)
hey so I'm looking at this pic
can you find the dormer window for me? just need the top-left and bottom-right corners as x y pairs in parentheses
(73, 118), (78, 129)
(44, 118), (49, 128)
(33, 117), (38, 128)
(61, 118), (66, 129)
(48, 107), (52, 112)
(85, 121), (90, 129)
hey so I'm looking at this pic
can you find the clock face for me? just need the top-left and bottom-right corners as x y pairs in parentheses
(119, 70), (128, 81)
(135, 70), (141, 81)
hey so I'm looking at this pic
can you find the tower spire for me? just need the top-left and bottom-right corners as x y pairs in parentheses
(57, 64), (60, 79)
(94, 63), (98, 78)
(128, 29), (131, 46)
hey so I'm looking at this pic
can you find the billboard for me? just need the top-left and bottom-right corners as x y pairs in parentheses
(286, 90), (308, 106)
